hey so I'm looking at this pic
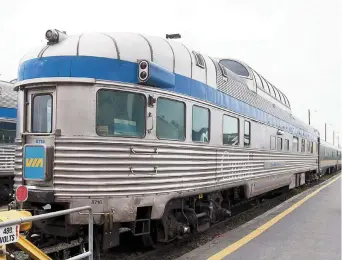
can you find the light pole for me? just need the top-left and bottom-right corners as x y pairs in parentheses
(308, 109), (317, 125)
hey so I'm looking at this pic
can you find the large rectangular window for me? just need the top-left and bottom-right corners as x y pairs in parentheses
(32, 94), (52, 133)
(157, 98), (185, 140)
(96, 90), (145, 137)
(301, 139), (305, 152)
(292, 136), (299, 152)
(271, 136), (276, 150)
(0, 122), (16, 143)
(244, 121), (251, 147)
(192, 106), (209, 143)
(223, 115), (239, 145)
(277, 137), (283, 151)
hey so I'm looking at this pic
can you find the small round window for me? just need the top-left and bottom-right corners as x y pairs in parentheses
(220, 60), (250, 77)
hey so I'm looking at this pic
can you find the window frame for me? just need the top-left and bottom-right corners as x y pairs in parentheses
(244, 120), (251, 147)
(277, 137), (283, 151)
(285, 139), (289, 151)
(301, 139), (305, 153)
(270, 136), (276, 150)
(31, 93), (53, 133)
(219, 59), (250, 78)
(95, 89), (147, 138)
(222, 114), (240, 146)
(156, 96), (186, 141)
(292, 136), (299, 152)
(192, 105), (210, 143)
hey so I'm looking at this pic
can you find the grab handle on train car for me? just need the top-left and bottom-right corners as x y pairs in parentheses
(147, 112), (154, 133)
(130, 147), (158, 155)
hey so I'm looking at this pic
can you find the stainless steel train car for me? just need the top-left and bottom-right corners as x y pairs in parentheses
(13, 30), (340, 250)
(319, 140), (341, 174)
(0, 80), (16, 202)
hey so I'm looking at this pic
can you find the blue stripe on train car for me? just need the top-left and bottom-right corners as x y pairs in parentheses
(18, 56), (317, 141)
(0, 107), (17, 119)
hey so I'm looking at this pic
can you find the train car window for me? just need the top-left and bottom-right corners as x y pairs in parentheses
(219, 63), (229, 78)
(285, 139), (289, 151)
(312, 142), (316, 154)
(301, 139), (305, 152)
(192, 106), (210, 143)
(193, 51), (206, 69)
(96, 90), (145, 137)
(311, 142), (314, 153)
(0, 121), (16, 143)
(307, 140), (311, 153)
(244, 121), (251, 147)
(32, 94), (52, 133)
(220, 59), (249, 77)
(277, 137), (283, 151)
(292, 136), (299, 152)
(223, 115), (239, 145)
(270, 136), (276, 150)
(157, 98), (185, 140)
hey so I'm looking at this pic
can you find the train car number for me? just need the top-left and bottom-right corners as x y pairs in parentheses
(0, 225), (19, 245)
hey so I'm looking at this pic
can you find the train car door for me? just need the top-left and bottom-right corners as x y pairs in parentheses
(22, 87), (56, 185)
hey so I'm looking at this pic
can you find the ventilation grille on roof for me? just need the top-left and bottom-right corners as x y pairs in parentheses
(193, 51), (205, 68)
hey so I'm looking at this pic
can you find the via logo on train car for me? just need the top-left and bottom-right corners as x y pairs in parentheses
(23, 145), (46, 180)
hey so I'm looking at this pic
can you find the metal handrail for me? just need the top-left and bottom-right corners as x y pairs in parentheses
(0, 206), (93, 260)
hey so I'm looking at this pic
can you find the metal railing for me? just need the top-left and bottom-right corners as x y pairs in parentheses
(0, 206), (93, 260)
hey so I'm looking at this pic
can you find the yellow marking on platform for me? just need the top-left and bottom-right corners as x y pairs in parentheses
(208, 174), (341, 260)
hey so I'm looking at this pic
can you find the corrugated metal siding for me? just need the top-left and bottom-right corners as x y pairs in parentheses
(0, 144), (15, 177)
(32, 137), (318, 198)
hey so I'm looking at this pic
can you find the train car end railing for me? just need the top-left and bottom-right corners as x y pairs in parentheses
(0, 206), (93, 260)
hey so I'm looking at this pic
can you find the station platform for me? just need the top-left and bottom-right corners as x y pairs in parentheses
(178, 174), (341, 260)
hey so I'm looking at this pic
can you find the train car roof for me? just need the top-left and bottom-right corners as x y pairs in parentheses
(17, 31), (318, 140)
(320, 140), (341, 151)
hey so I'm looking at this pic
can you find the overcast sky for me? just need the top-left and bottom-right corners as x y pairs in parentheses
(0, 0), (340, 144)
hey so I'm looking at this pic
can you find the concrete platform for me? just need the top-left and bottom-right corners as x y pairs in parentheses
(178, 174), (341, 260)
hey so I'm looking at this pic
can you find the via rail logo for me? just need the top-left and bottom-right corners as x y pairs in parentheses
(25, 158), (43, 168)
(24, 145), (45, 179)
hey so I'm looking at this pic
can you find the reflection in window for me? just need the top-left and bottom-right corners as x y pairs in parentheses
(192, 106), (209, 143)
(220, 60), (249, 77)
(277, 137), (283, 151)
(32, 94), (52, 133)
(96, 90), (145, 137)
(271, 136), (276, 150)
(223, 115), (239, 145)
(293, 136), (299, 152)
(0, 122), (15, 143)
(285, 139), (289, 151)
(301, 139), (305, 152)
(157, 98), (185, 140)
(244, 121), (250, 147)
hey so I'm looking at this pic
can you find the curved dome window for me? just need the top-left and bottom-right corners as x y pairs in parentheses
(220, 59), (250, 77)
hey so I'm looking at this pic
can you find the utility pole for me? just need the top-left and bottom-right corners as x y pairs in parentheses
(308, 109), (310, 125)
(333, 131), (335, 145)
(325, 123), (327, 141)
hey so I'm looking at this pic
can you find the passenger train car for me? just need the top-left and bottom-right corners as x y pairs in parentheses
(0, 80), (16, 202)
(13, 30), (340, 250)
